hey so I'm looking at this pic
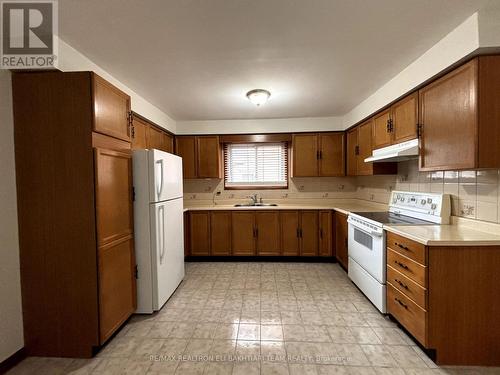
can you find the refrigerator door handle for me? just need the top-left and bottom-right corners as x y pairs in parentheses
(155, 159), (164, 200)
(159, 205), (165, 265)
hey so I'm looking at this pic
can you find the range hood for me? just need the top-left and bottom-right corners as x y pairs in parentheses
(364, 138), (419, 163)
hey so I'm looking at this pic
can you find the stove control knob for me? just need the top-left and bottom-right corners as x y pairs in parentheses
(421, 199), (426, 205)
(431, 203), (437, 210)
(427, 198), (433, 204)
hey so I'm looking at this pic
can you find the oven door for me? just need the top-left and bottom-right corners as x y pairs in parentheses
(347, 219), (386, 283)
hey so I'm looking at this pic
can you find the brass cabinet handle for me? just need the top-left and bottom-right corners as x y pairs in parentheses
(394, 278), (409, 290)
(394, 260), (409, 270)
(395, 297), (408, 309)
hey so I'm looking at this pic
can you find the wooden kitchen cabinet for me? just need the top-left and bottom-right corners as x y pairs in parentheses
(163, 133), (174, 153)
(335, 211), (348, 270)
(231, 211), (256, 255)
(175, 135), (222, 179)
(12, 71), (136, 357)
(319, 211), (333, 256)
(386, 231), (500, 366)
(147, 125), (164, 150)
(346, 122), (397, 176)
(419, 56), (500, 171)
(197, 136), (222, 178)
(210, 211), (232, 255)
(93, 73), (131, 142)
(189, 211), (210, 256)
(292, 132), (345, 177)
(372, 109), (392, 150)
(131, 115), (149, 150)
(300, 211), (319, 256)
(281, 211), (300, 256)
(131, 113), (174, 153)
(255, 211), (281, 255)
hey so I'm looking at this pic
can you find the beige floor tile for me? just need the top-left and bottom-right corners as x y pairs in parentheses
(160, 338), (190, 356)
(238, 324), (260, 340)
(214, 323), (239, 339)
(174, 360), (206, 374)
(316, 364), (350, 374)
(387, 345), (429, 369)
(149, 322), (174, 338)
(203, 361), (233, 375)
(209, 339), (236, 359)
(361, 344), (398, 368)
(372, 328), (409, 345)
(235, 340), (260, 358)
(261, 311), (282, 324)
(289, 363), (319, 375)
(349, 327), (382, 345)
(261, 325), (284, 341)
(232, 361), (260, 375)
(192, 323), (218, 339)
(261, 361), (290, 375)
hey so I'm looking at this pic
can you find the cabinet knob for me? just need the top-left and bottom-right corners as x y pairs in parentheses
(394, 242), (410, 251)
(394, 278), (409, 290)
(394, 297), (408, 309)
(394, 260), (409, 270)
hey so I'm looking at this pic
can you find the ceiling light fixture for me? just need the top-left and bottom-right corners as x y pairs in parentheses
(246, 89), (271, 106)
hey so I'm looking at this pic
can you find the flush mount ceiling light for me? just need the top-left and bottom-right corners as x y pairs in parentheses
(246, 89), (271, 106)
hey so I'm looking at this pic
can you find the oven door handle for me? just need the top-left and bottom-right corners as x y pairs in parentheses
(349, 221), (384, 238)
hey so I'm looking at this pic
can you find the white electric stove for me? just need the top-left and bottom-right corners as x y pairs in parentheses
(347, 191), (451, 313)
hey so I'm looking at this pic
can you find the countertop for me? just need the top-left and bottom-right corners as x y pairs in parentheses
(183, 199), (500, 247)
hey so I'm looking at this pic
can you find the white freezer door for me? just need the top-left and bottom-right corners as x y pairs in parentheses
(150, 198), (185, 311)
(148, 149), (183, 203)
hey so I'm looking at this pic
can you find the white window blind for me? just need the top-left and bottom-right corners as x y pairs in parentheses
(224, 143), (288, 188)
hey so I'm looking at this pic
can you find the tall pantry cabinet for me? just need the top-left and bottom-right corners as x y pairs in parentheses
(12, 71), (136, 358)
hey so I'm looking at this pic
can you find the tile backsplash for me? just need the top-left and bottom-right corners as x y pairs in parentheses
(184, 159), (500, 224)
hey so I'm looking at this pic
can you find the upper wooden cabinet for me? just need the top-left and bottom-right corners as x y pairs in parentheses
(419, 56), (500, 171)
(346, 122), (397, 176)
(131, 114), (174, 153)
(292, 132), (345, 177)
(175, 135), (222, 179)
(93, 74), (131, 142)
(372, 93), (418, 150)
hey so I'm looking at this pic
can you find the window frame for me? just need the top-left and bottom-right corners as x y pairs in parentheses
(223, 142), (289, 190)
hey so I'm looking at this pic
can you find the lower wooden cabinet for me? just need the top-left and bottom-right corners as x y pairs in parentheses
(231, 211), (256, 255)
(189, 211), (210, 255)
(335, 211), (348, 269)
(210, 211), (231, 256)
(186, 209), (334, 258)
(256, 211), (281, 256)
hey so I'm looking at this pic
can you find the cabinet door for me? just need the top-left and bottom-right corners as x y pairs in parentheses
(392, 92), (418, 144)
(319, 211), (333, 257)
(197, 136), (221, 178)
(131, 116), (148, 150)
(210, 211), (231, 256)
(292, 133), (318, 177)
(175, 136), (197, 179)
(98, 236), (136, 343)
(256, 211), (281, 256)
(300, 211), (318, 256)
(335, 212), (348, 270)
(92, 74), (131, 142)
(281, 211), (300, 256)
(372, 109), (392, 149)
(419, 60), (477, 171)
(147, 126), (164, 150)
(346, 127), (358, 176)
(357, 120), (374, 176)
(162, 133), (174, 153)
(231, 212), (255, 255)
(189, 211), (210, 256)
(94, 148), (134, 246)
(319, 133), (345, 176)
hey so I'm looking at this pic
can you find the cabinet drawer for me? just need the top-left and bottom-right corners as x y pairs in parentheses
(387, 265), (426, 309)
(387, 283), (427, 346)
(387, 248), (426, 286)
(387, 232), (426, 264)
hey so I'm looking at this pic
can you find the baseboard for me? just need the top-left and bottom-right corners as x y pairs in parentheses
(0, 348), (26, 374)
(185, 255), (338, 263)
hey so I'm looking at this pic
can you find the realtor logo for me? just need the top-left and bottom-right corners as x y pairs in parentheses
(1, 0), (57, 68)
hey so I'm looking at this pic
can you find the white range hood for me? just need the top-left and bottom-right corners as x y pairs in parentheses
(364, 138), (419, 163)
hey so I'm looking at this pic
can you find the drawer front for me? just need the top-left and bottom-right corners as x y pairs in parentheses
(387, 265), (427, 308)
(387, 232), (426, 264)
(387, 248), (426, 286)
(387, 283), (427, 346)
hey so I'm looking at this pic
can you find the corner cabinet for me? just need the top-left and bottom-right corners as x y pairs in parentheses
(292, 132), (345, 177)
(175, 135), (222, 179)
(12, 71), (136, 357)
(131, 114), (174, 153)
(346, 121), (397, 176)
(419, 56), (500, 171)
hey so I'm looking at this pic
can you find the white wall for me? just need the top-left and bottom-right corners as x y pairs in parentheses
(176, 116), (344, 135)
(56, 39), (176, 133)
(478, 0), (500, 48)
(0, 70), (24, 362)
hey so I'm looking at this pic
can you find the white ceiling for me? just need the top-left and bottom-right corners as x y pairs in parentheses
(59, 0), (487, 121)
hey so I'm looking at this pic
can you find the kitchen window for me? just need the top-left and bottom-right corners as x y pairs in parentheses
(224, 142), (288, 189)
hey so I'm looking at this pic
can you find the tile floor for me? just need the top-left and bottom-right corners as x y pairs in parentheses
(7, 262), (500, 374)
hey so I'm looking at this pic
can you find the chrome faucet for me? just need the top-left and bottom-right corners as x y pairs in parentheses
(248, 194), (259, 205)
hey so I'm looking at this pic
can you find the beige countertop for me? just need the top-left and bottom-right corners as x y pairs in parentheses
(183, 199), (500, 247)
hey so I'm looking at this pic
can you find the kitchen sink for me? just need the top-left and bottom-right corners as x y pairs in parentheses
(234, 203), (278, 207)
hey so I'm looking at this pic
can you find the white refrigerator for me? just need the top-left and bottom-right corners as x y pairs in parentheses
(133, 149), (185, 313)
